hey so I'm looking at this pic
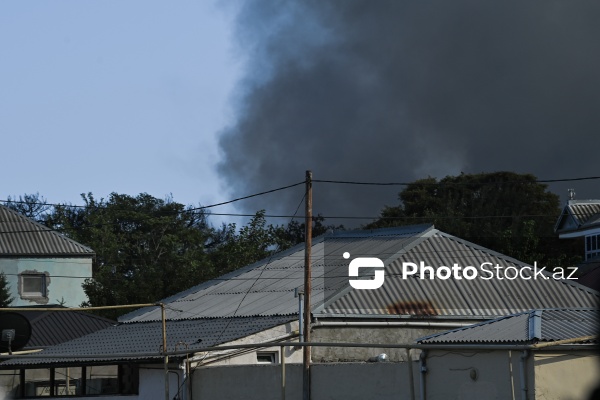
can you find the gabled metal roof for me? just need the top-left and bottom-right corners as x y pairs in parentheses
(555, 200), (600, 234)
(320, 232), (600, 318)
(121, 225), (599, 323)
(417, 308), (599, 344)
(119, 225), (432, 322)
(0, 315), (294, 367)
(0, 206), (94, 257)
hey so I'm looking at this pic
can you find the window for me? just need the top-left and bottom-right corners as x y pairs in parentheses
(585, 234), (600, 260)
(18, 272), (49, 302)
(21, 275), (46, 297)
(256, 351), (278, 364)
(11, 365), (138, 398)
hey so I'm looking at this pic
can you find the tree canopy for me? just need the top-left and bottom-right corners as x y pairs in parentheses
(5, 192), (342, 318)
(367, 172), (579, 267)
(5, 172), (579, 318)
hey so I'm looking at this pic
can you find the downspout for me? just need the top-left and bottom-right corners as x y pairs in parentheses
(406, 348), (415, 400)
(296, 289), (304, 345)
(419, 350), (428, 400)
(281, 345), (286, 400)
(519, 350), (529, 400)
(176, 342), (189, 400)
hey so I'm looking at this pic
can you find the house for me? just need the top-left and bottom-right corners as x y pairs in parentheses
(416, 308), (599, 400)
(0, 205), (94, 307)
(554, 199), (600, 260)
(1, 225), (598, 399)
(554, 199), (600, 292)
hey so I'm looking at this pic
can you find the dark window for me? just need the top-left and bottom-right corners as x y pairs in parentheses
(10, 365), (138, 398)
(20, 275), (46, 298)
(256, 351), (278, 364)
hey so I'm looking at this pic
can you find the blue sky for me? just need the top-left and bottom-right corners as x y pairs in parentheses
(1, 1), (243, 219)
(3, 2), (599, 229)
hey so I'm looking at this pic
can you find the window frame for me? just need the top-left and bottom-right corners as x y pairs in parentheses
(12, 364), (138, 398)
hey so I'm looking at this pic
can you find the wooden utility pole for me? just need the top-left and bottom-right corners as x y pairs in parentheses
(302, 170), (313, 400)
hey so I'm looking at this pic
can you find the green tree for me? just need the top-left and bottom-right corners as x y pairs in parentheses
(269, 214), (345, 250)
(367, 172), (579, 267)
(4, 192), (51, 222)
(45, 193), (214, 319)
(0, 272), (14, 307)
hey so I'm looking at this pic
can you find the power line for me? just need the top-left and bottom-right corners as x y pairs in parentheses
(312, 175), (600, 185)
(0, 180), (305, 211)
(1, 174), (599, 211)
(0, 210), (585, 236)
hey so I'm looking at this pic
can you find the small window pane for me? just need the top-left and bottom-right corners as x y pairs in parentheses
(86, 365), (118, 395)
(0, 370), (20, 398)
(586, 236), (592, 252)
(24, 368), (52, 397)
(21, 275), (45, 296)
(256, 352), (278, 364)
(54, 367), (83, 396)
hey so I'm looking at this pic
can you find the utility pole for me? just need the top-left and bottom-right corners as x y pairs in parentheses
(302, 170), (313, 400)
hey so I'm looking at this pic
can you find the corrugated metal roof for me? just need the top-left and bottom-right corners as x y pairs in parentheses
(0, 315), (294, 367)
(120, 225), (599, 323)
(568, 201), (600, 226)
(0, 206), (94, 256)
(322, 233), (600, 317)
(417, 308), (599, 344)
(120, 225), (431, 322)
(15, 306), (116, 349)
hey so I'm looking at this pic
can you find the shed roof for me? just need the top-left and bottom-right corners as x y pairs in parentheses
(0, 206), (94, 257)
(120, 225), (599, 323)
(417, 308), (599, 344)
(16, 306), (116, 349)
(0, 315), (294, 367)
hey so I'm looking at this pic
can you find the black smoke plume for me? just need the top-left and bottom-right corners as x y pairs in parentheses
(218, 1), (600, 224)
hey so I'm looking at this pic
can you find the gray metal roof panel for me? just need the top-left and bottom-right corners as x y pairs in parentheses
(568, 202), (600, 226)
(120, 225), (433, 323)
(23, 309), (116, 349)
(121, 225), (599, 323)
(323, 233), (600, 317)
(0, 206), (94, 256)
(540, 308), (599, 341)
(418, 308), (599, 344)
(1, 315), (295, 367)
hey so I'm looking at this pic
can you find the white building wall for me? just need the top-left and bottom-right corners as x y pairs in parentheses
(533, 351), (600, 399)
(1, 257), (92, 307)
(190, 321), (303, 367)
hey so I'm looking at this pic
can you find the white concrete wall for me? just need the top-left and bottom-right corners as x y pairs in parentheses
(311, 326), (446, 362)
(191, 321), (303, 367)
(138, 367), (182, 400)
(1, 257), (92, 307)
(533, 351), (600, 400)
(423, 349), (523, 400)
(419, 349), (599, 400)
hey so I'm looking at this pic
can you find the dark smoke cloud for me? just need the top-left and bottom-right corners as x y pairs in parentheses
(218, 1), (600, 225)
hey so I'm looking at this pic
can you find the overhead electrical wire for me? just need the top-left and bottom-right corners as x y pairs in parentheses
(0, 174), (598, 210)
(312, 175), (600, 185)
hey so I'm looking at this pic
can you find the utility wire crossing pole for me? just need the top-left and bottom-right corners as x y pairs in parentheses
(303, 170), (313, 400)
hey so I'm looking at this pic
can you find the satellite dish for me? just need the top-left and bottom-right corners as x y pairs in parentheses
(0, 312), (32, 354)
